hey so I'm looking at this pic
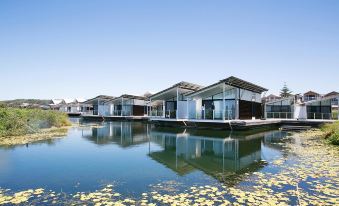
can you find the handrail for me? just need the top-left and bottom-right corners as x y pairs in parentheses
(266, 112), (293, 119)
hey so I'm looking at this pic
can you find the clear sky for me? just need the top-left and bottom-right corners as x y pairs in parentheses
(1, 0), (338, 100)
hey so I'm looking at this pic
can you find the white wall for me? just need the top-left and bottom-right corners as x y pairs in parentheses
(98, 104), (113, 116)
(177, 101), (188, 119)
(188, 100), (197, 119)
(239, 89), (261, 103)
(133, 99), (147, 106)
(294, 105), (307, 120)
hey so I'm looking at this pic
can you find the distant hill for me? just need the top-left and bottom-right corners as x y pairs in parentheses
(0, 99), (52, 107)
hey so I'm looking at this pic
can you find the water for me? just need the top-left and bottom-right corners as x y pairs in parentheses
(0, 121), (287, 198)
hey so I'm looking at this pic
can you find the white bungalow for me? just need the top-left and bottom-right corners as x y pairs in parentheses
(104, 94), (148, 116)
(50, 99), (65, 110)
(265, 96), (296, 119)
(186, 76), (268, 120)
(265, 93), (339, 120)
(149, 81), (204, 119)
(82, 95), (115, 116)
(64, 98), (92, 114)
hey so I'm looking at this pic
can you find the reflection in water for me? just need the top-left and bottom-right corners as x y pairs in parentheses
(82, 122), (150, 147)
(148, 130), (265, 184)
(83, 122), (288, 183)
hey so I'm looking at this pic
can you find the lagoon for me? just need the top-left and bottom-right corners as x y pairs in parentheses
(0, 120), (337, 205)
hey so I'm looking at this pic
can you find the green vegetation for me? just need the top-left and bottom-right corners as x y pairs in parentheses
(0, 99), (51, 108)
(333, 110), (338, 120)
(280, 82), (293, 98)
(0, 107), (71, 137)
(321, 121), (339, 145)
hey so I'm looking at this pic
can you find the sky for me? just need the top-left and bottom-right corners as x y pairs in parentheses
(1, 0), (339, 100)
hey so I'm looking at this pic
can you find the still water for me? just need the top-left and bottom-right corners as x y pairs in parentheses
(0, 120), (286, 198)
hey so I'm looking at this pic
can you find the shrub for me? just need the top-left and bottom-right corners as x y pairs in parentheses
(321, 121), (339, 145)
(0, 108), (71, 137)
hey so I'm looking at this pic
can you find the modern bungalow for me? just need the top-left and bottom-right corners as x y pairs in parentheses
(303, 91), (321, 102)
(264, 96), (296, 119)
(262, 94), (281, 103)
(50, 99), (65, 110)
(186, 76), (268, 120)
(324, 91), (339, 106)
(82, 95), (115, 116)
(265, 92), (339, 120)
(104, 94), (148, 116)
(148, 81), (204, 119)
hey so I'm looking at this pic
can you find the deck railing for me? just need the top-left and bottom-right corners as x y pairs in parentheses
(112, 110), (132, 116)
(149, 110), (164, 117)
(193, 109), (234, 120)
(149, 110), (176, 119)
(266, 112), (294, 119)
(165, 110), (176, 119)
(307, 112), (333, 120)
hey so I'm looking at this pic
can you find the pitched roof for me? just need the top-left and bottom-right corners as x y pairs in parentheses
(188, 76), (268, 97)
(304, 91), (320, 96)
(266, 94), (280, 98)
(324, 91), (339, 97)
(221, 76), (268, 93)
(50, 99), (65, 105)
(75, 98), (87, 103)
(63, 98), (74, 104)
(104, 94), (148, 103)
(83, 95), (115, 104)
(150, 81), (204, 99)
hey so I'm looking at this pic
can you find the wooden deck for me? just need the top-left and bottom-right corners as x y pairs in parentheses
(148, 118), (334, 130)
(81, 115), (148, 122)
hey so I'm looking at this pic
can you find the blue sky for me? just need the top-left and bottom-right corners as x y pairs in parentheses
(1, 0), (338, 100)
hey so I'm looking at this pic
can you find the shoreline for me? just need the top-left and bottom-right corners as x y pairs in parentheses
(0, 126), (72, 146)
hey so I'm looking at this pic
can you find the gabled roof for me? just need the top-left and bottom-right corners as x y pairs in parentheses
(50, 99), (65, 105)
(64, 98), (74, 104)
(83, 95), (115, 104)
(266, 94), (280, 98)
(304, 91), (320, 96)
(150, 81), (204, 99)
(324, 91), (339, 97)
(75, 98), (87, 103)
(119, 94), (148, 101)
(221, 76), (268, 93)
(104, 94), (148, 104)
(188, 76), (268, 97)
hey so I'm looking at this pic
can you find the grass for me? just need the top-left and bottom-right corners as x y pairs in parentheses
(0, 106), (71, 137)
(333, 110), (338, 120)
(321, 121), (339, 145)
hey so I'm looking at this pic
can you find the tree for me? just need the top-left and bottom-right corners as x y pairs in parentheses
(143, 92), (152, 98)
(280, 83), (293, 98)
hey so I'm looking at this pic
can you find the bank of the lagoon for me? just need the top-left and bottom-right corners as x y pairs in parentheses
(0, 107), (71, 145)
(321, 121), (339, 145)
(0, 121), (338, 205)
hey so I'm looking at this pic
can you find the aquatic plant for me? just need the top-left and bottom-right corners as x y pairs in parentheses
(0, 131), (338, 205)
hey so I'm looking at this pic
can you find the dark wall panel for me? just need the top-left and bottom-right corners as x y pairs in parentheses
(239, 100), (262, 120)
(133, 105), (146, 116)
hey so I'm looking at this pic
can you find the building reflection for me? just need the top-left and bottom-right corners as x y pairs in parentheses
(82, 122), (150, 147)
(82, 122), (287, 183)
(149, 130), (262, 175)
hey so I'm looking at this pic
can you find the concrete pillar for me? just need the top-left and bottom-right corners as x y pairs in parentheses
(163, 100), (166, 118)
(222, 83), (226, 120)
(235, 88), (240, 120)
(97, 99), (100, 116)
(176, 87), (179, 119)
(121, 97), (123, 116)
(186, 98), (189, 119)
